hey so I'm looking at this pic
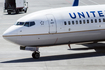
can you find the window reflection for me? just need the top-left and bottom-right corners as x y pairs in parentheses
(16, 21), (35, 27)
(24, 22), (30, 27)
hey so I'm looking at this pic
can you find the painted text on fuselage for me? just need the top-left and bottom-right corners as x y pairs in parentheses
(69, 11), (104, 19)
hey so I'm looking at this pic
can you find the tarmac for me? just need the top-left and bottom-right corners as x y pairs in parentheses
(0, 0), (105, 70)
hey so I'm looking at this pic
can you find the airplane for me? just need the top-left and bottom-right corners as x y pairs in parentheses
(2, 0), (105, 59)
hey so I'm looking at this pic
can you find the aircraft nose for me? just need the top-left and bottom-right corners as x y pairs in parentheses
(2, 30), (17, 38)
(2, 25), (20, 43)
(3, 25), (18, 37)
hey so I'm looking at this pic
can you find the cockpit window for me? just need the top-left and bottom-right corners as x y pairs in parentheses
(30, 22), (35, 26)
(24, 22), (30, 27)
(16, 22), (24, 25)
(16, 21), (35, 27)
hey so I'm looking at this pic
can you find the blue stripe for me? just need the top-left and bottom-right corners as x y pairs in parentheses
(72, 0), (79, 6)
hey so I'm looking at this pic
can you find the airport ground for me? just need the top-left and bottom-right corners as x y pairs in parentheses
(0, 0), (105, 70)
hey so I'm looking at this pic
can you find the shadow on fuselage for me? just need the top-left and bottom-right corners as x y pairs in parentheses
(1, 43), (105, 63)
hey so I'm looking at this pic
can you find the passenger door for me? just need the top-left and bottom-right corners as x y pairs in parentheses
(46, 14), (57, 33)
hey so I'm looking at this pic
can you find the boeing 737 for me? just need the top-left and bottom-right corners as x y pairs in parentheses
(2, 0), (105, 59)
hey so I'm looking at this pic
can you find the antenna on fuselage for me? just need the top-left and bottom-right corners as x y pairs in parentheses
(72, 0), (79, 6)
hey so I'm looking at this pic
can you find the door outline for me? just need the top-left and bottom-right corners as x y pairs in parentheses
(46, 14), (57, 34)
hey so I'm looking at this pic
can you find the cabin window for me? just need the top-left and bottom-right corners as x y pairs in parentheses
(95, 19), (97, 23)
(68, 21), (71, 25)
(72, 21), (74, 25)
(99, 19), (101, 22)
(103, 18), (105, 22)
(64, 21), (67, 25)
(87, 20), (89, 23)
(79, 20), (82, 24)
(91, 19), (93, 23)
(83, 20), (85, 24)
(76, 20), (78, 24)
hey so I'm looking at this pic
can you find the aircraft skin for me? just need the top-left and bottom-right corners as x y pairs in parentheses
(3, 5), (105, 46)
(2, 0), (105, 58)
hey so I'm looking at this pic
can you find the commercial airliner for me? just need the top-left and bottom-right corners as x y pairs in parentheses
(2, 0), (105, 59)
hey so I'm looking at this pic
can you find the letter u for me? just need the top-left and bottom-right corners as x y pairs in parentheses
(69, 13), (76, 19)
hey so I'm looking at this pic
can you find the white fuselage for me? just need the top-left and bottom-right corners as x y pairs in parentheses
(3, 5), (105, 47)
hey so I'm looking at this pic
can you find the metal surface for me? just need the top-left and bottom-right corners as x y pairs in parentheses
(0, 0), (105, 70)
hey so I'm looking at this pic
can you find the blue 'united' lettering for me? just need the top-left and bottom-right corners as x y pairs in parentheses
(86, 12), (90, 18)
(90, 11), (96, 17)
(69, 10), (105, 19)
(69, 13), (76, 19)
(98, 11), (104, 17)
(78, 12), (85, 18)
